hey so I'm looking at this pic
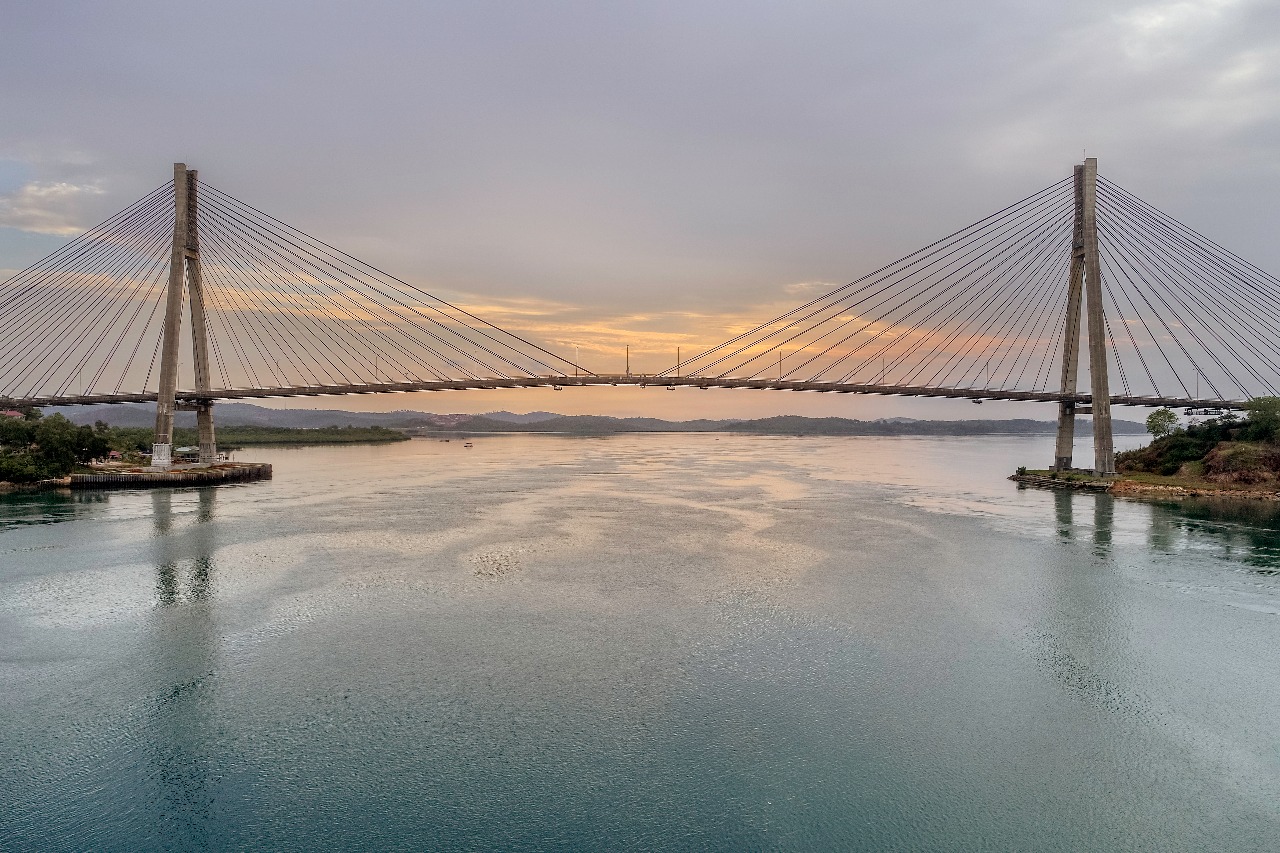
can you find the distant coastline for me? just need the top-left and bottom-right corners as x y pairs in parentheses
(412, 413), (1149, 437)
(53, 402), (1150, 438)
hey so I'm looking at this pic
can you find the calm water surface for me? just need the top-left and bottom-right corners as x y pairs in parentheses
(2, 433), (1278, 851)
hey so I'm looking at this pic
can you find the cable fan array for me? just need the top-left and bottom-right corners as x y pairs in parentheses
(1095, 177), (1280, 401)
(0, 183), (176, 400)
(3, 167), (1279, 405)
(666, 175), (1280, 403)
(0, 183), (586, 401)
(664, 178), (1078, 392)
(193, 185), (583, 391)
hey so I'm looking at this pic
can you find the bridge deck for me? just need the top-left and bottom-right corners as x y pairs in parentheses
(1, 375), (1248, 411)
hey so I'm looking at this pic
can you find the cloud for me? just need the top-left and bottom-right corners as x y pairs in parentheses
(3, 2), (1279, 416)
(0, 180), (104, 235)
(945, 0), (1280, 195)
(782, 281), (838, 296)
(1115, 0), (1246, 65)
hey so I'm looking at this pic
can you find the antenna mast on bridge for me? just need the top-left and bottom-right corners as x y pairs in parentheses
(1053, 157), (1115, 475)
(151, 163), (217, 470)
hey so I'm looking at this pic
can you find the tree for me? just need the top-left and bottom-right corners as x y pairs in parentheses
(1145, 408), (1178, 438)
(0, 414), (110, 483)
(1243, 396), (1280, 442)
(35, 415), (106, 473)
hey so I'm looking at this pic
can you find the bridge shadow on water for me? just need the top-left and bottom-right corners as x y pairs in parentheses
(1050, 488), (1280, 573)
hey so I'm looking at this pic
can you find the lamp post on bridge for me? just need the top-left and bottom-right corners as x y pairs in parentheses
(151, 163), (217, 470)
(1052, 157), (1115, 475)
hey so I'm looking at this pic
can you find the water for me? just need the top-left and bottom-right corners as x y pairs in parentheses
(2, 433), (1278, 852)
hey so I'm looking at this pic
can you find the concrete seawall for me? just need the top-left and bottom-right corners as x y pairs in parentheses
(71, 462), (272, 489)
(1009, 473), (1112, 492)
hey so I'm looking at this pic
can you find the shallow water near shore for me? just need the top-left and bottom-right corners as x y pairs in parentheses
(2, 433), (1278, 851)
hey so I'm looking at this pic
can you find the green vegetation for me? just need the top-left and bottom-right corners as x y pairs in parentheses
(1, 416), (407, 485)
(212, 425), (408, 445)
(1145, 408), (1178, 438)
(1118, 397), (1280, 485)
(0, 411), (110, 483)
(104, 424), (409, 452)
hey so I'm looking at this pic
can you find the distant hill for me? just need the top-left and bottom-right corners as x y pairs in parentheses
(481, 411), (561, 423)
(55, 402), (444, 429)
(51, 401), (1148, 436)
(716, 415), (1146, 436)
(433, 413), (1147, 436)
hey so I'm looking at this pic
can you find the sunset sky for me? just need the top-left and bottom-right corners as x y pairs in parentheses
(3, 0), (1279, 419)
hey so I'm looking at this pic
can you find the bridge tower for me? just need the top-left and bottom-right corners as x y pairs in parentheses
(1053, 157), (1115, 475)
(151, 163), (217, 470)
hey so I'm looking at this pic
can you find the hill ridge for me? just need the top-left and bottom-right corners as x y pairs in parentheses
(53, 402), (1148, 436)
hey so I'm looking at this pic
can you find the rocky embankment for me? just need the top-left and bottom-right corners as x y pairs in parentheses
(1108, 480), (1280, 501)
(1010, 472), (1280, 501)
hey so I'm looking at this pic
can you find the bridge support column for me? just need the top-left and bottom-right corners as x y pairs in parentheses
(1081, 158), (1115, 475)
(187, 170), (218, 465)
(1052, 158), (1114, 475)
(152, 163), (216, 469)
(197, 403), (217, 464)
(1053, 165), (1086, 471)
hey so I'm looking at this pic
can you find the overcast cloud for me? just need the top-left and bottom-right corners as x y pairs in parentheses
(3, 0), (1278, 418)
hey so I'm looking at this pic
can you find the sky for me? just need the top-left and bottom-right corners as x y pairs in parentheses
(3, 0), (1279, 420)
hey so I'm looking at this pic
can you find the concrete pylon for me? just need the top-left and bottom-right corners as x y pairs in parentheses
(151, 164), (218, 469)
(1081, 158), (1115, 474)
(1052, 157), (1115, 475)
(1053, 166), (1086, 470)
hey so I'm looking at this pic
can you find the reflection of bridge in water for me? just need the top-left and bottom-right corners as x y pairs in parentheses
(148, 487), (219, 848)
(5, 158), (1280, 475)
(1050, 488), (1280, 572)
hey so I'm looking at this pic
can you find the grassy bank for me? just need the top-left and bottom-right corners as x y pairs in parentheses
(1116, 399), (1280, 490)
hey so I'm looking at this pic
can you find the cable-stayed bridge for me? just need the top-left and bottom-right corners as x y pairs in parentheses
(3, 159), (1278, 474)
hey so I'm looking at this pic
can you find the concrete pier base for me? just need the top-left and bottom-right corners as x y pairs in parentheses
(72, 462), (271, 489)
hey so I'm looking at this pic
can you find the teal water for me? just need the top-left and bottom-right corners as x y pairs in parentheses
(2, 434), (1278, 851)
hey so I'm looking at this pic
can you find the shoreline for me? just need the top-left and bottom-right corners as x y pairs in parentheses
(2, 462), (273, 492)
(1010, 472), (1280, 501)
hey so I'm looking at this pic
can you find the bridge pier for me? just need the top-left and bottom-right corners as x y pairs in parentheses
(1052, 158), (1115, 475)
(1054, 165), (1086, 471)
(1081, 158), (1115, 475)
(151, 163), (217, 470)
(197, 403), (217, 465)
